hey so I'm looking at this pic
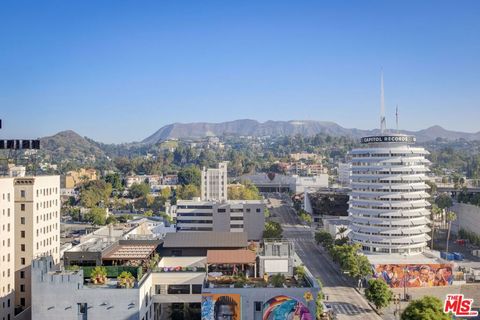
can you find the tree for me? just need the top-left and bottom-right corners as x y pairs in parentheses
(430, 205), (442, 250)
(105, 173), (123, 190)
(263, 221), (283, 239)
(315, 231), (333, 247)
(129, 183), (150, 199)
(365, 279), (393, 310)
(84, 207), (107, 225)
(269, 273), (286, 288)
(445, 211), (457, 253)
(177, 184), (200, 200)
(228, 181), (261, 200)
(144, 210), (153, 217)
(79, 180), (113, 208)
(401, 296), (452, 320)
(435, 194), (453, 210)
(106, 215), (117, 225)
(178, 166), (201, 187)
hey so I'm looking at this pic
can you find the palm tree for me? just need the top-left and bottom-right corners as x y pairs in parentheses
(430, 205), (442, 250)
(337, 226), (348, 240)
(445, 211), (457, 253)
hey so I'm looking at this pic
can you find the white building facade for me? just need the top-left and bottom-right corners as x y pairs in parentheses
(348, 135), (431, 255)
(201, 162), (228, 202)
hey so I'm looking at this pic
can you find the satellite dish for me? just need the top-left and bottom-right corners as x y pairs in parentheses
(267, 172), (276, 181)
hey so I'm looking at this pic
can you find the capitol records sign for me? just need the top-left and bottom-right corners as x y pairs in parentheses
(360, 135), (416, 144)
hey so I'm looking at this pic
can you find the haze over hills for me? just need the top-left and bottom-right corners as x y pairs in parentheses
(141, 120), (480, 144)
(38, 120), (480, 160)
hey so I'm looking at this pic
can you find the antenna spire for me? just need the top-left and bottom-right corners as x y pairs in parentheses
(380, 69), (386, 133)
(396, 105), (399, 132)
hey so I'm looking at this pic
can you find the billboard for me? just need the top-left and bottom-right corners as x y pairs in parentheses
(201, 294), (241, 320)
(373, 264), (454, 288)
(263, 295), (313, 320)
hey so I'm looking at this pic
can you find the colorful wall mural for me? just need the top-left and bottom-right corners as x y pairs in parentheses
(373, 264), (454, 288)
(263, 295), (313, 320)
(201, 294), (241, 320)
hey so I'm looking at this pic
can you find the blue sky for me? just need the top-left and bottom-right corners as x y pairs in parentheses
(1, 1), (479, 143)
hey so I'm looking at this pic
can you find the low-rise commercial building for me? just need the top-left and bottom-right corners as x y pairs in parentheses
(176, 200), (265, 240)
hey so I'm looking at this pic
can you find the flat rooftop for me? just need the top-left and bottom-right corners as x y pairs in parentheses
(163, 232), (248, 248)
(207, 249), (256, 265)
(103, 244), (157, 260)
(158, 256), (206, 268)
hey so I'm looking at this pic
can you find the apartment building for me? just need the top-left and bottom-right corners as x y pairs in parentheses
(176, 200), (265, 241)
(201, 162), (227, 202)
(0, 178), (14, 320)
(63, 168), (97, 189)
(14, 176), (60, 311)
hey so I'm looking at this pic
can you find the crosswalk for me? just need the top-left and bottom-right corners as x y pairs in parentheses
(328, 302), (376, 317)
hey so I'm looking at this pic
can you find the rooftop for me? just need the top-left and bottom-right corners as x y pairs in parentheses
(207, 249), (256, 265)
(365, 250), (448, 265)
(103, 244), (157, 260)
(163, 232), (248, 248)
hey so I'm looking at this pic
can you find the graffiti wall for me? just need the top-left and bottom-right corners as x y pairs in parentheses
(263, 295), (313, 320)
(201, 294), (241, 320)
(373, 264), (454, 288)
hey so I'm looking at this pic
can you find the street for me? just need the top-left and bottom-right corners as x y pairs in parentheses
(269, 198), (381, 320)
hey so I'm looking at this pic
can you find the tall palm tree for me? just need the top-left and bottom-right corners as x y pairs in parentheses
(445, 211), (457, 253)
(430, 205), (442, 250)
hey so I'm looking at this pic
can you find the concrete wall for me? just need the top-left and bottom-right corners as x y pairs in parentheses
(451, 202), (480, 236)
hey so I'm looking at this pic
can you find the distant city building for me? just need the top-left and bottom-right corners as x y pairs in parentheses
(8, 165), (26, 177)
(201, 162), (228, 202)
(63, 168), (97, 188)
(291, 174), (329, 193)
(337, 162), (351, 186)
(289, 152), (322, 162)
(176, 200), (265, 241)
(348, 134), (431, 255)
(0, 178), (15, 320)
(14, 175), (61, 311)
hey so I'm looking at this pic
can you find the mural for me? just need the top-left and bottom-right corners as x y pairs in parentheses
(373, 264), (454, 288)
(263, 295), (313, 320)
(201, 294), (241, 320)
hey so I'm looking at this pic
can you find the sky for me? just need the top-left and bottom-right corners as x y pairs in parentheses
(0, 1), (479, 143)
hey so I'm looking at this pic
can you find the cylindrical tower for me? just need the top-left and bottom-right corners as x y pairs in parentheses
(348, 134), (431, 255)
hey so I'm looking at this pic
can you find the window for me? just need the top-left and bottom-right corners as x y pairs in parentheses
(20, 231), (25, 238)
(20, 204), (25, 211)
(20, 217), (25, 225)
(255, 301), (263, 312)
(20, 190), (26, 198)
(20, 298), (25, 307)
(20, 285), (25, 292)
(192, 284), (202, 294)
(167, 285), (190, 294)
(20, 258), (25, 265)
(20, 244), (25, 252)
(20, 271), (25, 279)
(256, 208), (261, 213)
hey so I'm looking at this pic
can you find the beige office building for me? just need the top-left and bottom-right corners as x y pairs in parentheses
(14, 176), (60, 312)
(0, 178), (15, 320)
(201, 162), (228, 202)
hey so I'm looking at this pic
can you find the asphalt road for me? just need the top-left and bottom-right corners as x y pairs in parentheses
(269, 199), (381, 320)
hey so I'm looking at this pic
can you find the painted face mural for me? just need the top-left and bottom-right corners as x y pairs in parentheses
(263, 295), (313, 320)
(373, 264), (454, 288)
(202, 294), (241, 320)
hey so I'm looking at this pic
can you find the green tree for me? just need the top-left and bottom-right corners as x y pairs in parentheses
(445, 211), (457, 253)
(177, 184), (200, 200)
(79, 180), (113, 208)
(85, 207), (107, 225)
(228, 181), (262, 200)
(129, 183), (150, 199)
(430, 205), (442, 250)
(105, 173), (123, 190)
(263, 221), (283, 239)
(365, 279), (393, 310)
(144, 210), (153, 217)
(178, 166), (201, 187)
(269, 273), (286, 288)
(315, 231), (334, 247)
(435, 194), (453, 210)
(106, 215), (117, 225)
(401, 296), (452, 320)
